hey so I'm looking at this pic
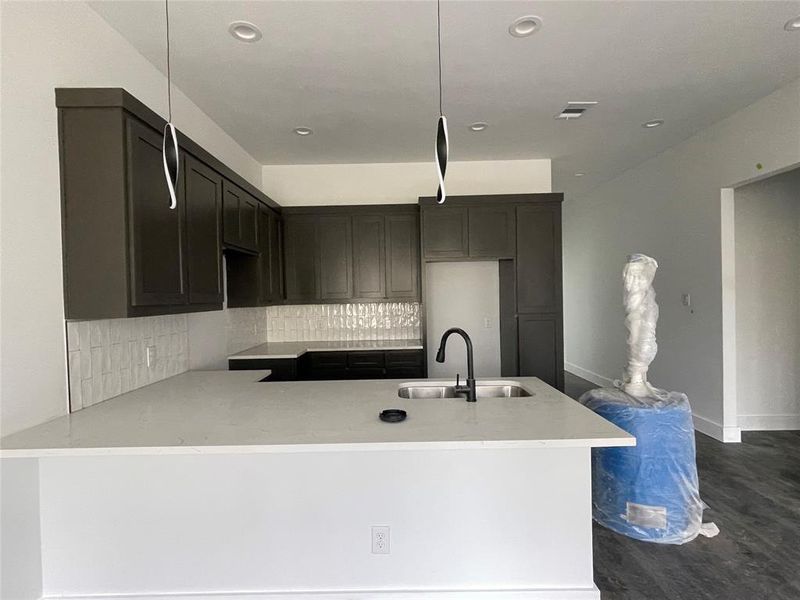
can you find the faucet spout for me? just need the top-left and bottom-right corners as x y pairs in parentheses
(435, 327), (477, 402)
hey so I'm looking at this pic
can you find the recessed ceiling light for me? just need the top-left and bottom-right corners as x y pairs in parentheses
(293, 127), (313, 136)
(228, 21), (262, 43)
(509, 15), (542, 38)
(468, 122), (488, 132)
(574, 173), (585, 177)
(642, 119), (664, 129)
(784, 16), (800, 31)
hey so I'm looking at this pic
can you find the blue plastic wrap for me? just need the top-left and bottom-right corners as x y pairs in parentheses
(579, 386), (717, 544)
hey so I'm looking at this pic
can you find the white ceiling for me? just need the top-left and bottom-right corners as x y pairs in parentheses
(90, 1), (800, 196)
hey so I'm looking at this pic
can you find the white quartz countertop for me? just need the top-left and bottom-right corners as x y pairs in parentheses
(228, 339), (424, 360)
(0, 371), (634, 457)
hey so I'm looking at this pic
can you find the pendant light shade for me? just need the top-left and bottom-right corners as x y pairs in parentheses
(163, 122), (179, 209)
(162, 0), (179, 210)
(435, 115), (448, 204)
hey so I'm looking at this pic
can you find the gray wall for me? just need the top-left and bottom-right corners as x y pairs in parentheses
(426, 261), (501, 379)
(735, 167), (800, 430)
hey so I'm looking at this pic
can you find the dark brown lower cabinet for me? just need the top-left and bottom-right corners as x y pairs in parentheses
(518, 313), (564, 390)
(228, 350), (425, 380)
(229, 358), (298, 381)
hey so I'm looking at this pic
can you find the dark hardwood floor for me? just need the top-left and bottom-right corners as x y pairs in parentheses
(564, 372), (800, 600)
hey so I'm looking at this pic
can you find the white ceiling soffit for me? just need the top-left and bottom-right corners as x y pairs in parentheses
(89, 1), (800, 196)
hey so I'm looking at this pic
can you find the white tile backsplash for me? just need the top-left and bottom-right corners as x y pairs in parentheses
(66, 315), (189, 412)
(226, 302), (421, 354)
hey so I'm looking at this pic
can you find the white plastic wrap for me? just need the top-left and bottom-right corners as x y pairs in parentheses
(622, 254), (660, 397)
(579, 253), (718, 544)
(579, 386), (719, 544)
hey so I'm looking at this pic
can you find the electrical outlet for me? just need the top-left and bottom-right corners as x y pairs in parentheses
(681, 293), (691, 307)
(371, 526), (390, 554)
(146, 345), (157, 367)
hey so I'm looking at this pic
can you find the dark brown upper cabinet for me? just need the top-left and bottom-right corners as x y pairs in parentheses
(126, 118), (187, 307)
(317, 215), (353, 299)
(385, 213), (420, 299)
(282, 206), (420, 303)
(223, 180), (258, 253)
(421, 206), (468, 258)
(353, 215), (386, 299)
(516, 204), (562, 314)
(259, 206), (283, 304)
(468, 204), (516, 258)
(56, 87), (278, 319)
(284, 214), (318, 301)
(184, 154), (223, 305)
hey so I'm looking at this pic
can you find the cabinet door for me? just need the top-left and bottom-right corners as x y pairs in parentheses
(518, 314), (563, 389)
(184, 154), (223, 305)
(222, 180), (257, 252)
(386, 213), (420, 299)
(284, 215), (318, 300)
(126, 118), (186, 307)
(422, 206), (468, 258)
(240, 194), (258, 250)
(516, 205), (562, 313)
(317, 215), (353, 300)
(257, 206), (273, 303)
(269, 212), (284, 302)
(468, 205), (515, 258)
(257, 207), (283, 304)
(353, 215), (386, 299)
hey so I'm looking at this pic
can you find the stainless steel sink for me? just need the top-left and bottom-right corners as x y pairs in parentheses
(398, 380), (532, 399)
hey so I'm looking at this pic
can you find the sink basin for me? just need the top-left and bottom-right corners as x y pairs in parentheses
(398, 380), (532, 399)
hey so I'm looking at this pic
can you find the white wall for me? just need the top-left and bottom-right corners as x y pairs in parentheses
(562, 79), (800, 441)
(36, 449), (593, 597)
(734, 168), (800, 430)
(262, 159), (551, 205)
(0, 459), (42, 600)
(426, 262), (501, 379)
(0, 1), (263, 435)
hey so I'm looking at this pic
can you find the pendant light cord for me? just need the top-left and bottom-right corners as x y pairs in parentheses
(165, 0), (173, 122)
(437, 0), (443, 117)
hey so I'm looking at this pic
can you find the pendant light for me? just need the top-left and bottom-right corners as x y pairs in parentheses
(162, 0), (179, 210)
(434, 0), (449, 204)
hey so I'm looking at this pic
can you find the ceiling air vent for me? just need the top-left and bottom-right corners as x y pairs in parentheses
(555, 101), (598, 120)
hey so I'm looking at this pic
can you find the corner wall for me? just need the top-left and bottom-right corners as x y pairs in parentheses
(734, 168), (800, 430)
(562, 79), (800, 441)
(0, 1), (263, 435)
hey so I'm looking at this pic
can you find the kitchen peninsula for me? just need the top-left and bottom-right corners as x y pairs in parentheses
(1, 372), (633, 599)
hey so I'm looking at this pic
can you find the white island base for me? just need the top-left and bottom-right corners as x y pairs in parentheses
(2, 374), (634, 599)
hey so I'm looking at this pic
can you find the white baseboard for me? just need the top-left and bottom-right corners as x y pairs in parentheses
(564, 362), (614, 388)
(739, 414), (800, 431)
(43, 587), (601, 600)
(565, 363), (742, 443)
(692, 413), (741, 443)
